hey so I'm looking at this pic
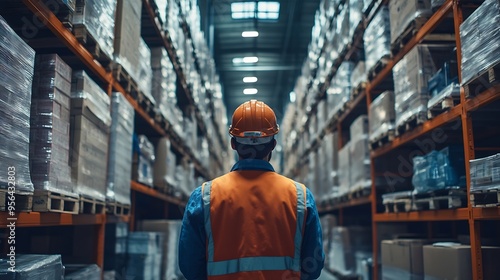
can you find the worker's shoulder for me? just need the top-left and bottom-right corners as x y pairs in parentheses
(273, 172), (308, 187)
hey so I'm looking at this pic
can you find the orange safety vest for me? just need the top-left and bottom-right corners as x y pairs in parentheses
(201, 170), (307, 280)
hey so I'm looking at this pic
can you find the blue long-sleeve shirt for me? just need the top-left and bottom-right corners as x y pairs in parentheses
(178, 159), (325, 279)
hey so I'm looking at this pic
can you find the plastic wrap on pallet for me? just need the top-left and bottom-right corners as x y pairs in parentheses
(412, 147), (465, 194)
(114, 0), (142, 84)
(137, 39), (155, 104)
(126, 232), (164, 280)
(336, 3), (350, 53)
(328, 61), (354, 117)
(65, 264), (101, 279)
(350, 115), (369, 142)
(71, 71), (111, 201)
(330, 227), (372, 276)
(139, 220), (184, 279)
(364, 5), (391, 73)
(393, 46), (435, 128)
(389, 0), (433, 45)
(431, 0), (446, 10)
(369, 91), (395, 142)
(349, 0), (364, 39)
(0, 16), (35, 193)
(460, 0), (500, 86)
(338, 142), (351, 197)
(133, 135), (155, 187)
(71, 71), (112, 126)
(107, 92), (134, 205)
(30, 54), (74, 195)
(72, 0), (116, 60)
(349, 115), (370, 191)
(351, 60), (367, 88)
(151, 47), (178, 116)
(153, 137), (176, 191)
(470, 153), (500, 192)
(0, 254), (63, 279)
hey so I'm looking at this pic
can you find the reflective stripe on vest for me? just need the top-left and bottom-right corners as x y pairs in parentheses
(201, 180), (307, 276)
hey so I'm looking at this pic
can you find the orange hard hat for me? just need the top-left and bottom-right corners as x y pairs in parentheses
(229, 100), (279, 145)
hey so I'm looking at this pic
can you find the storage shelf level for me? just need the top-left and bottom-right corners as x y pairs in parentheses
(131, 181), (187, 207)
(373, 208), (469, 222)
(318, 196), (372, 214)
(0, 212), (105, 228)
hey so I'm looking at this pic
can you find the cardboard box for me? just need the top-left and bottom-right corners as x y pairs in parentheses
(423, 244), (500, 280)
(382, 239), (431, 279)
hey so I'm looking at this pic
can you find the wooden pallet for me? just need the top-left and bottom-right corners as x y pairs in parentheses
(463, 61), (500, 98)
(470, 188), (500, 208)
(396, 110), (427, 136)
(73, 25), (112, 69)
(0, 189), (33, 212)
(79, 196), (106, 214)
(427, 86), (461, 119)
(390, 17), (430, 56)
(32, 190), (79, 214)
(349, 186), (371, 200)
(384, 198), (413, 213)
(45, 0), (74, 30)
(369, 129), (396, 150)
(106, 201), (131, 216)
(367, 55), (390, 81)
(413, 189), (467, 210)
(111, 63), (141, 99)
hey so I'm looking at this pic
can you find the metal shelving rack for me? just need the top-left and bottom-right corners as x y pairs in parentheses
(286, 1), (500, 279)
(0, 0), (227, 270)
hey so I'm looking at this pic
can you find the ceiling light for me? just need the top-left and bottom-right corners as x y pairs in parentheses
(243, 77), (258, 83)
(243, 56), (259, 63)
(242, 31), (259, 37)
(289, 91), (296, 103)
(232, 56), (259, 64)
(243, 88), (258, 95)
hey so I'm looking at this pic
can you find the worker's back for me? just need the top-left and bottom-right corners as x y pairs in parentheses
(204, 169), (306, 280)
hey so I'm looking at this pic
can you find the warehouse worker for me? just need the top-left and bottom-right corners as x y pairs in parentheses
(179, 100), (324, 280)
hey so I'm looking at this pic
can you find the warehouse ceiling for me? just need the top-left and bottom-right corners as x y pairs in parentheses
(198, 0), (320, 122)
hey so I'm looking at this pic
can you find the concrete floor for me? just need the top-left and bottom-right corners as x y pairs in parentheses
(317, 269), (338, 280)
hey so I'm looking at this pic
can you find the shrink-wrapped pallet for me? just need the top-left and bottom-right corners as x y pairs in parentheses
(126, 232), (164, 280)
(107, 92), (134, 205)
(72, 0), (116, 60)
(139, 220), (184, 279)
(389, 0), (432, 45)
(132, 135), (155, 187)
(0, 255), (64, 279)
(338, 142), (351, 197)
(369, 91), (395, 143)
(460, 0), (500, 86)
(0, 16), (36, 193)
(470, 153), (500, 192)
(114, 0), (142, 83)
(70, 71), (111, 201)
(30, 54), (73, 195)
(363, 6), (391, 73)
(393, 46), (435, 128)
